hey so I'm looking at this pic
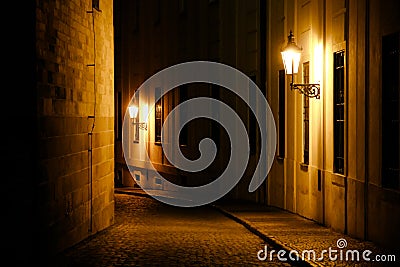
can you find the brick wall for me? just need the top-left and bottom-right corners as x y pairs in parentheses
(35, 0), (114, 261)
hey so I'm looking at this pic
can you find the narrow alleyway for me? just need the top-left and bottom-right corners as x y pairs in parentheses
(55, 193), (294, 266)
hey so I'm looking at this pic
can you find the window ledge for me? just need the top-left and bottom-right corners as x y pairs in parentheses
(300, 162), (309, 171)
(332, 171), (346, 178)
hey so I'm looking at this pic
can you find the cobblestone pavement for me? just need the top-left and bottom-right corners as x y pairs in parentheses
(55, 193), (296, 267)
(213, 200), (399, 267)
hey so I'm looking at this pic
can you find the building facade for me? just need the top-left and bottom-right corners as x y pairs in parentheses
(114, 0), (268, 203)
(266, 0), (400, 250)
(13, 0), (398, 264)
(33, 0), (115, 263)
(114, 0), (400, 250)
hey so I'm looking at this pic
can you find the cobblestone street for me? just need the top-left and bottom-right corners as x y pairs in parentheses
(55, 193), (293, 267)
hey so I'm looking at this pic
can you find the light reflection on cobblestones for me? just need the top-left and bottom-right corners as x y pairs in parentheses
(57, 194), (292, 266)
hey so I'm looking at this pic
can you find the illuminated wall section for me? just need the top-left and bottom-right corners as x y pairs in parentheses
(35, 0), (114, 258)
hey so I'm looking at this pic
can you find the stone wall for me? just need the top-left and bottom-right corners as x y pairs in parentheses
(35, 0), (114, 262)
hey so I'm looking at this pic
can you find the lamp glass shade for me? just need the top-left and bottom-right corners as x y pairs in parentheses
(281, 31), (302, 75)
(128, 105), (139, 119)
(281, 49), (301, 75)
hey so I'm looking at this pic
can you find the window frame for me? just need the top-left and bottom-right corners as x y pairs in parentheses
(303, 62), (310, 165)
(133, 91), (140, 143)
(333, 50), (346, 175)
(155, 87), (163, 145)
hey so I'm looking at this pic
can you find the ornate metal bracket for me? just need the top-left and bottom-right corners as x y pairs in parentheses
(290, 83), (320, 99)
(132, 122), (147, 131)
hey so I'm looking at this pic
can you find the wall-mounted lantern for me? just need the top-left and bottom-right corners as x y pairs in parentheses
(128, 105), (147, 130)
(281, 30), (320, 99)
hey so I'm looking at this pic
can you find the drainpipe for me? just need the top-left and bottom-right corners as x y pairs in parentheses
(86, 4), (101, 233)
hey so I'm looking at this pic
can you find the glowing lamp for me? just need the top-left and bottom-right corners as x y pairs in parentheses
(128, 104), (147, 130)
(281, 30), (320, 99)
(128, 105), (139, 119)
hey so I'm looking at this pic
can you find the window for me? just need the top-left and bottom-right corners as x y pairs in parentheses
(155, 177), (162, 185)
(135, 174), (140, 182)
(155, 87), (163, 144)
(333, 51), (345, 174)
(179, 84), (188, 146)
(92, 0), (100, 11)
(303, 62), (310, 165)
(278, 70), (285, 158)
(133, 91), (139, 143)
(382, 31), (400, 190)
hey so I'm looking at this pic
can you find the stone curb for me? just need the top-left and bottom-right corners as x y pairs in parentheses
(114, 188), (154, 199)
(115, 189), (322, 266)
(210, 204), (324, 267)
(114, 188), (196, 205)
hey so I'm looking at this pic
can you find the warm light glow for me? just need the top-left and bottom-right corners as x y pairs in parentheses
(128, 105), (139, 119)
(281, 31), (302, 75)
(314, 43), (323, 84)
(281, 49), (301, 75)
(156, 103), (162, 113)
(142, 104), (149, 122)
